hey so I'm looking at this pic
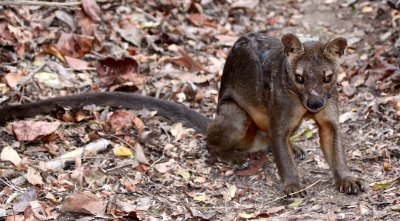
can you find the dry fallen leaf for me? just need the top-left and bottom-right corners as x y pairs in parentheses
(11, 121), (61, 141)
(136, 197), (152, 211)
(188, 192), (208, 202)
(170, 122), (194, 141)
(235, 152), (268, 176)
(65, 56), (90, 69)
(114, 146), (134, 158)
(154, 159), (176, 173)
(114, 200), (136, 213)
(5, 215), (25, 221)
(222, 183), (237, 202)
(370, 180), (393, 190)
(116, 19), (144, 46)
(4, 71), (23, 88)
(34, 72), (62, 89)
(29, 201), (49, 220)
(42, 45), (66, 63)
(231, 0), (260, 9)
(84, 167), (107, 187)
(1, 146), (22, 166)
(188, 13), (217, 28)
(190, 207), (216, 220)
(107, 110), (134, 132)
(287, 198), (304, 209)
(97, 57), (144, 88)
(26, 167), (44, 185)
(175, 168), (191, 182)
(56, 32), (94, 58)
(135, 143), (149, 165)
(81, 0), (101, 22)
(61, 192), (107, 215)
(266, 206), (285, 214)
(133, 117), (145, 136)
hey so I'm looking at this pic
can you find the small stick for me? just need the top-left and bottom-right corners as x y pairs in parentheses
(10, 63), (46, 100)
(0, 1), (80, 8)
(0, 177), (24, 193)
(264, 179), (322, 205)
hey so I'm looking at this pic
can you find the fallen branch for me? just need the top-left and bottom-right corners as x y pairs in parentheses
(42, 139), (111, 171)
(0, 0), (80, 8)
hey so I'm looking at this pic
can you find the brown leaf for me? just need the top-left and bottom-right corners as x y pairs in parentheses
(27, 167), (44, 185)
(5, 71), (23, 88)
(65, 56), (90, 69)
(133, 117), (145, 136)
(116, 20), (144, 46)
(235, 152), (268, 176)
(75, 10), (97, 36)
(114, 200), (136, 213)
(188, 13), (217, 28)
(11, 121), (61, 141)
(28, 201), (50, 220)
(107, 110), (134, 132)
(56, 32), (94, 58)
(161, 49), (207, 73)
(61, 192), (106, 215)
(135, 143), (149, 165)
(81, 0), (101, 22)
(42, 45), (66, 63)
(55, 10), (76, 31)
(84, 167), (107, 187)
(97, 57), (144, 87)
(122, 179), (137, 192)
(0, 22), (15, 43)
(5, 215), (25, 221)
(266, 206), (285, 214)
(341, 80), (356, 97)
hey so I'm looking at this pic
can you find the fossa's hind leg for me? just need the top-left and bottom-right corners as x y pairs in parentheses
(206, 101), (270, 160)
(206, 101), (251, 153)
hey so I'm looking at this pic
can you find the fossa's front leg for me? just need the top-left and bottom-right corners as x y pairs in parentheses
(269, 104), (306, 196)
(313, 101), (364, 194)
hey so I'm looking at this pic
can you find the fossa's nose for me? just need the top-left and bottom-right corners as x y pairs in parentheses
(307, 96), (324, 110)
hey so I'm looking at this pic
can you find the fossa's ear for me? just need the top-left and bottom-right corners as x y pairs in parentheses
(281, 33), (303, 57)
(324, 37), (347, 60)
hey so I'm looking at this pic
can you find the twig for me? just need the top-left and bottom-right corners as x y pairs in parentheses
(106, 161), (139, 172)
(264, 179), (322, 205)
(0, 177), (24, 193)
(0, 1), (81, 8)
(10, 63), (46, 99)
(150, 155), (165, 168)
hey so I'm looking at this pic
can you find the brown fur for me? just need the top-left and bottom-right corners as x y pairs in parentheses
(0, 33), (363, 195)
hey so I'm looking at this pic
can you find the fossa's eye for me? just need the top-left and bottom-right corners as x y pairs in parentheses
(295, 75), (304, 83)
(323, 75), (332, 83)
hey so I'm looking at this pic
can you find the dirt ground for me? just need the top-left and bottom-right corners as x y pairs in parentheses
(0, 0), (399, 220)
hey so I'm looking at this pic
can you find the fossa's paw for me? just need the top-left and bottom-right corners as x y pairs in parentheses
(336, 176), (364, 194)
(291, 145), (306, 160)
(282, 181), (307, 197)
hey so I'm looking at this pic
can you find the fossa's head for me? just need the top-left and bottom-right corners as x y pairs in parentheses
(281, 33), (347, 113)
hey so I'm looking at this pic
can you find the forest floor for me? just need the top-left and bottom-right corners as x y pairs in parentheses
(0, 0), (399, 220)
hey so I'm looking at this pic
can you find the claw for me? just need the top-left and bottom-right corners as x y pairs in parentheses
(337, 176), (364, 195)
(282, 182), (307, 198)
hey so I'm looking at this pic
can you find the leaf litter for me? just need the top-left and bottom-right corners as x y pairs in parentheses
(0, 0), (399, 220)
